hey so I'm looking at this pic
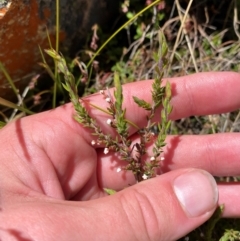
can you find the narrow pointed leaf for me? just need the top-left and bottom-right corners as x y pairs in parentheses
(114, 71), (123, 114)
(103, 188), (117, 195)
(133, 96), (152, 110)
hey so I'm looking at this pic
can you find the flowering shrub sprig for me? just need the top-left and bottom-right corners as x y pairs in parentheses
(45, 30), (172, 183)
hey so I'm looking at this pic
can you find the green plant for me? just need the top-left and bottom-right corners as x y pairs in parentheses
(45, 29), (172, 183)
(0, 0), (240, 239)
(220, 229), (240, 241)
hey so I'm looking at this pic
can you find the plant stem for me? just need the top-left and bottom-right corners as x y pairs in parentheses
(52, 0), (60, 108)
(86, 0), (162, 68)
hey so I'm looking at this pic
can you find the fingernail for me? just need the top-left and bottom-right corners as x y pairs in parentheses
(173, 169), (218, 217)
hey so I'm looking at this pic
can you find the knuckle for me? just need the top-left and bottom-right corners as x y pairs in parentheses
(119, 188), (166, 241)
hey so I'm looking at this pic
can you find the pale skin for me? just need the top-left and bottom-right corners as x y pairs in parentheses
(0, 72), (240, 240)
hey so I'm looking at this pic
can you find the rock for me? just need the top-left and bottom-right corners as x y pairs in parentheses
(0, 0), (120, 91)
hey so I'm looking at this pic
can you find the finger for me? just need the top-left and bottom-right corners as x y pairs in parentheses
(160, 133), (240, 176)
(84, 71), (240, 138)
(166, 71), (240, 119)
(11, 71), (239, 146)
(218, 183), (240, 217)
(97, 132), (240, 190)
(0, 169), (218, 241)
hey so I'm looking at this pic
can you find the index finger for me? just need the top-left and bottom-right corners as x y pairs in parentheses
(82, 71), (240, 136)
(38, 71), (240, 145)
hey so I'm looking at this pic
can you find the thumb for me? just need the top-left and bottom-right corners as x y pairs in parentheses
(0, 169), (218, 241)
(82, 168), (218, 241)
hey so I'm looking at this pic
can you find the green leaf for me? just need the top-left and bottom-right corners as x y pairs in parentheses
(0, 97), (34, 115)
(151, 79), (165, 108)
(44, 49), (60, 60)
(158, 29), (168, 59)
(114, 71), (123, 114)
(113, 71), (129, 137)
(167, 105), (173, 115)
(62, 83), (69, 91)
(0, 121), (6, 128)
(165, 121), (171, 131)
(165, 81), (172, 99)
(104, 188), (117, 195)
(133, 96), (152, 111)
(161, 107), (167, 118)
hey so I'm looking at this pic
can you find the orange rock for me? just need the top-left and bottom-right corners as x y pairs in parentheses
(0, 0), (119, 91)
(0, 1), (59, 88)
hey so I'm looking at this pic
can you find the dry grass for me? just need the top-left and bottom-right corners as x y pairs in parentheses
(0, 0), (240, 239)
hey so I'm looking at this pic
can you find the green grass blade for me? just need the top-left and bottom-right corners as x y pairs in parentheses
(0, 62), (19, 98)
(86, 0), (162, 69)
(0, 97), (34, 115)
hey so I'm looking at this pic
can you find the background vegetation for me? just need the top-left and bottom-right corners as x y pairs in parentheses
(1, 0), (240, 240)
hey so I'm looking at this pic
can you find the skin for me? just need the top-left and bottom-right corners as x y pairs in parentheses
(0, 72), (240, 241)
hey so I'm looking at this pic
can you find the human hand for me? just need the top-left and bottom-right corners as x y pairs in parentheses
(0, 72), (239, 241)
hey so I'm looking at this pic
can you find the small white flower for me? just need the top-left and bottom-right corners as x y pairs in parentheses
(116, 167), (121, 173)
(100, 90), (104, 94)
(104, 148), (109, 154)
(106, 119), (112, 125)
(142, 174), (148, 180)
(160, 156), (165, 161)
(105, 97), (111, 103)
(150, 156), (155, 161)
(91, 140), (96, 145)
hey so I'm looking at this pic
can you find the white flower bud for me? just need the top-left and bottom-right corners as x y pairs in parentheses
(160, 156), (165, 161)
(106, 119), (112, 125)
(142, 174), (148, 180)
(105, 97), (111, 103)
(104, 148), (109, 154)
(91, 140), (96, 145)
(116, 167), (121, 173)
(150, 156), (155, 161)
